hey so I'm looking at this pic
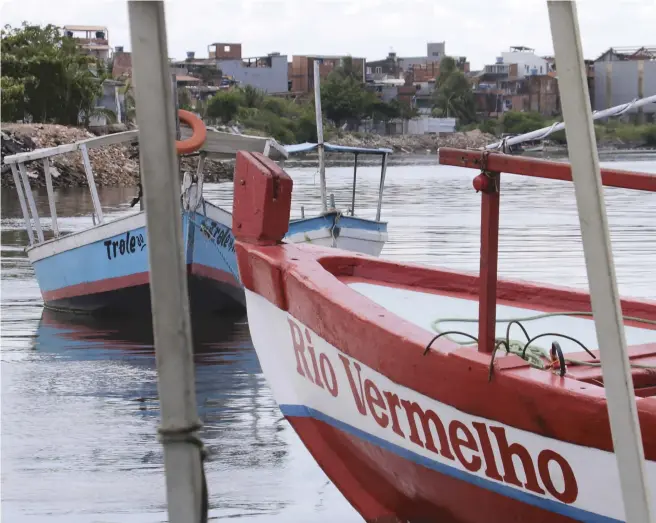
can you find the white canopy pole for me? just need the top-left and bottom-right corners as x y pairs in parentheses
(127, 2), (205, 522)
(313, 59), (328, 213)
(547, 2), (653, 522)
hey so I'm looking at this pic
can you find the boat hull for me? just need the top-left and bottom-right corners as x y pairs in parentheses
(29, 205), (386, 315)
(29, 206), (243, 315)
(238, 243), (656, 523)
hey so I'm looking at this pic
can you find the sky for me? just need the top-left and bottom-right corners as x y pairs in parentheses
(1, 0), (654, 70)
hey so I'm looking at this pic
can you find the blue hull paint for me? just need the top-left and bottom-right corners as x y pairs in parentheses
(33, 206), (386, 316)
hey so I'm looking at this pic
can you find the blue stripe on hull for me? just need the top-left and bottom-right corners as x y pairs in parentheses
(32, 207), (384, 314)
(279, 404), (621, 523)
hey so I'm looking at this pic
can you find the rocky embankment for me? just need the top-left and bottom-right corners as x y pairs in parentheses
(329, 128), (497, 153)
(1, 123), (233, 189)
(1, 123), (498, 188)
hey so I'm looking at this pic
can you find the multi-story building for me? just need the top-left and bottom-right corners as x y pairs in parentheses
(207, 43), (289, 94)
(473, 46), (561, 117)
(289, 55), (366, 93)
(63, 25), (111, 61)
(593, 46), (656, 119)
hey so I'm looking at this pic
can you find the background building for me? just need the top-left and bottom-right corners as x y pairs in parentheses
(593, 46), (656, 120)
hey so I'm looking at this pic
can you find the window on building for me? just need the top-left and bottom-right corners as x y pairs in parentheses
(224, 45), (230, 52)
(376, 66), (382, 74)
(366, 67), (372, 74)
(540, 66), (543, 74)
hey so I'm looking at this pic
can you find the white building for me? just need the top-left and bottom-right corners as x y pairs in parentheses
(500, 46), (551, 77)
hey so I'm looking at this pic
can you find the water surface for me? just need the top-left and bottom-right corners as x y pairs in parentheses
(2, 155), (656, 521)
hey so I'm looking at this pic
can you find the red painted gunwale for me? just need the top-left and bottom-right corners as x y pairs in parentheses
(232, 150), (656, 522)
(237, 241), (656, 456)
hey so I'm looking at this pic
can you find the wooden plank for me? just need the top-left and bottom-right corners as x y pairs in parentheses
(17, 162), (44, 243)
(79, 144), (105, 223)
(82, 130), (139, 149)
(9, 164), (35, 245)
(43, 158), (59, 237)
(179, 127), (288, 160)
(438, 147), (656, 192)
(547, 2), (653, 522)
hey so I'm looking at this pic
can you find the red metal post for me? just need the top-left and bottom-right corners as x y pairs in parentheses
(476, 171), (500, 353)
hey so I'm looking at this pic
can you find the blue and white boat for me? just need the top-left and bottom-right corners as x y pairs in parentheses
(282, 142), (391, 257)
(5, 126), (392, 316)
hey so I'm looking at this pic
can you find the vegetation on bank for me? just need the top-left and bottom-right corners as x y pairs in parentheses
(1, 23), (114, 126)
(199, 57), (421, 144)
(461, 111), (656, 147)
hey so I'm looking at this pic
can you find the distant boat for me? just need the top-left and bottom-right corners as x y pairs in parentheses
(5, 113), (391, 315)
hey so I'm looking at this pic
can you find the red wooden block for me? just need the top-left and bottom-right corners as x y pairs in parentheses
(233, 151), (293, 245)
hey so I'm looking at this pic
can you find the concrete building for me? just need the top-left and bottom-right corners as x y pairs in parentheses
(473, 46), (561, 117)
(207, 43), (288, 94)
(398, 42), (446, 71)
(112, 47), (132, 79)
(63, 25), (111, 61)
(500, 46), (551, 77)
(593, 46), (656, 119)
(290, 55), (366, 93)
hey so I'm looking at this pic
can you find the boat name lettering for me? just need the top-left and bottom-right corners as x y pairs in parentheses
(201, 220), (235, 253)
(104, 231), (146, 260)
(288, 318), (579, 505)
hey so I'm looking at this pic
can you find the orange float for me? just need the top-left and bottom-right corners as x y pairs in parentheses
(175, 109), (207, 155)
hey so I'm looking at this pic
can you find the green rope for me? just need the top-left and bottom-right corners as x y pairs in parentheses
(431, 312), (656, 370)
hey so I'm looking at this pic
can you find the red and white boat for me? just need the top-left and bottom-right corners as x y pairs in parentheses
(231, 148), (656, 523)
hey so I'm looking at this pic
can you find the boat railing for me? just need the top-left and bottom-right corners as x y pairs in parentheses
(3, 130), (139, 246)
(437, 147), (656, 354)
(3, 126), (290, 248)
(284, 142), (393, 221)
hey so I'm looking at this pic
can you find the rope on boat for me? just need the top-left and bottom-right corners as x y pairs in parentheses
(424, 311), (656, 380)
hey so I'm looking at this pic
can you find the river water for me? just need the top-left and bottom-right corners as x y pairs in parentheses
(2, 154), (656, 522)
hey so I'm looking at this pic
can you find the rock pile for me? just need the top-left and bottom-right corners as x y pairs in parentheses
(1, 123), (233, 188)
(330, 129), (497, 153)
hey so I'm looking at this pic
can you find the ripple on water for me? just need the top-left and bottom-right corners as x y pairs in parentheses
(1, 157), (655, 521)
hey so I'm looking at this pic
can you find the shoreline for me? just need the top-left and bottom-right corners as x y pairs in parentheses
(2, 123), (655, 188)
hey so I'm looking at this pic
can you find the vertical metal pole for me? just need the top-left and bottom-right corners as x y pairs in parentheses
(313, 58), (328, 213)
(128, 2), (204, 523)
(10, 163), (35, 245)
(17, 162), (44, 243)
(351, 153), (358, 216)
(80, 144), (105, 223)
(547, 3), (653, 523)
(172, 73), (181, 175)
(43, 158), (59, 237)
(477, 172), (500, 354)
(172, 74), (181, 140)
(375, 153), (388, 222)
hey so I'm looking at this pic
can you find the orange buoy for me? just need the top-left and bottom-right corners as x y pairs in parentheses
(176, 109), (207, 155)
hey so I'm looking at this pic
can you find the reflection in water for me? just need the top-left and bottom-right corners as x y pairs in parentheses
(2, 156), (656, 521)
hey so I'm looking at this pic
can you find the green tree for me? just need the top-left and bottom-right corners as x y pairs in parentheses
(320, 72), (371, 127)
(241, 85), (264, 108)
(1, 22), (106, 125)
(432, 56), (476, 124)
(501, 111), (546, 134)
(206, 89), (243, 123)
